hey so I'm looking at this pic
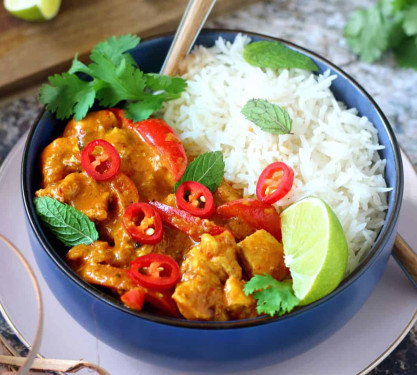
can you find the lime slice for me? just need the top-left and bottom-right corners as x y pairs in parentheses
(281, 197), (348, 306)
(4, 0), (61, 21)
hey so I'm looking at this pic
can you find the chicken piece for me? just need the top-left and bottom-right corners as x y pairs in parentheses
(67, 241), (117, 268)
(224, 277), (256, 319)
(213, 180), (242, 206)
(39, 137), (81, 187)
(173, 231), (252, 321)
(63, 110), (120, 148)
(237, 230), (288, 281)
(36, 172), (111, 221)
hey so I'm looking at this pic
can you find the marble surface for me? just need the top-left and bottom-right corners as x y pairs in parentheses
(0, 0), (416, 373)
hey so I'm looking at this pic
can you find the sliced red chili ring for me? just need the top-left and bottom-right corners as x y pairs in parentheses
(81, 139), (121, 181)
(176, 181), (215, 218)
(123, 203), (163, 245)
(256, 162), (294, 204)
(121, 287), (146, 311)
(128, 254), (181, 291)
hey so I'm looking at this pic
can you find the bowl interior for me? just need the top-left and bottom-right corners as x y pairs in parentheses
(22, 29), (403, 329)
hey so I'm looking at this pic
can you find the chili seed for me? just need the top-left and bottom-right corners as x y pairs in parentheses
(146, 228), (155, 236)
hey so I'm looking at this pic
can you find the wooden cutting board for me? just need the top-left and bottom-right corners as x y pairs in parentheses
(0, 0), (257, 98)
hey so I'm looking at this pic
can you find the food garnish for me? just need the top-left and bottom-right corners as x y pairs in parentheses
(217, 198), (282, 241)
(243, 40), (319, 71)
(241, 99), (293, 135)
(123, 203), (163, 245)
(121, 288), (146, 311)
(149, 201), (227, 241)
(174, 151), (225, 193)
(176, 181), (215, 219)
(280, 197), (348, 305)
(81, 139), (121, 181)
(39, 34), (187, 121)
(34, 196), (99, 246)
(256, 162), (294, 204)
(244, 274), (299, 317)
(128, 254), (181, 291)
(344, 0), (417, 68)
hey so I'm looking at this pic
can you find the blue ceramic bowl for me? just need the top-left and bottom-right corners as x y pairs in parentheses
(21, 30), (403, 370)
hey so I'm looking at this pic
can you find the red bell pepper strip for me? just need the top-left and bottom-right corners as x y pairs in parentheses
(123, 203), (163, 245)
(110, 109), (187, 182)
(256, 162), (294, 204)
(121, 287), (146, 311)
(176, 181), (215, 218)
(81, 139), (120, 181)
(148, 201), (227, 241)
(128, 254), (181, 291)
(145, 289), (182, 318)
(216, 198), (282, 241)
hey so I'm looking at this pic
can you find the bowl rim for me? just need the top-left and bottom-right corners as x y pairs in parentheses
(21, 28), (404, 330)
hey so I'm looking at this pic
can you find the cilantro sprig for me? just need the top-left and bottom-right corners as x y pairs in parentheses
(39, 34), (187, 121)
(34, 197), (99, 247)
(244, 274), (299, 317)
(344, 0), (417, 69)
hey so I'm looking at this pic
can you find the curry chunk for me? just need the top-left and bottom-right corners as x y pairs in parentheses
(36, 172), (110, 221)
(223, 277), (256, 319)
(237, 230), (288, 280)
(39, 137), (81, 187)
(173, 231), (255, 321)
(63, 110), (120, 148)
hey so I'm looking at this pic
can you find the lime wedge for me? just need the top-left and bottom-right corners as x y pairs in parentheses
(4, 0), (61, 21)
(281, 197), (348, 306)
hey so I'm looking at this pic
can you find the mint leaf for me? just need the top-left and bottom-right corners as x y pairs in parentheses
(34, 197), (99, 247)
(243, 41), (319, 71)
(395, 36), (417, 69)
(92, 34), (140, 65)
(244, 274), (299, 317)
(39, 73), (95, 121)
(241, 99), (292, 135)
(175, 151), (225, 193)
(403, 4), (417, 35)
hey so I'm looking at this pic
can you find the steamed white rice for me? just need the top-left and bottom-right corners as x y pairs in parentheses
(162, 34), (391, 274)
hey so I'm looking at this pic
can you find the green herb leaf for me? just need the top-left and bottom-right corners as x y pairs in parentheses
(403, 4), (417, 35)
(34, 197), (99, 247)
(175, 151), (225, 193)
(395, 36), (417, 69)
(38, 34), (186, 121)
(244, 274), (299, 317)
(243, 41), (319, 71)
(39, 73), (95, 121)
(92, 34), (140, 65)
(241, 99), (292, 135)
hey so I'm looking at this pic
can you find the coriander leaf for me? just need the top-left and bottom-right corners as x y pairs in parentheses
(244, 274), (299, 317)
(34, 196), (99, 247)
(394, 36), (417, 70)
(243, 41), (319, 71)
(175, 151), (225, 193)
(90, 54), (146, 106)
(69, 54), (92, 76)
(39, 73), (95, 120)
(241, 99), (292, 135)
(393, 0), (417, 11)
(145, 73), (187, 94)
(403, 5), (417, 35)
(344, 6), (390, 62)
(124, 95), (165, 122)
(92, 34), (140, 65)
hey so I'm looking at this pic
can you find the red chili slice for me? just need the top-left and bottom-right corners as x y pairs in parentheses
(128, 254), (181, 291)
(123, 203), (163, 245)
(256, 162), (294, 204)
(176, 181), (215, 218)
(81, 139), (121, 181)
(121, 287), (146, 311)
